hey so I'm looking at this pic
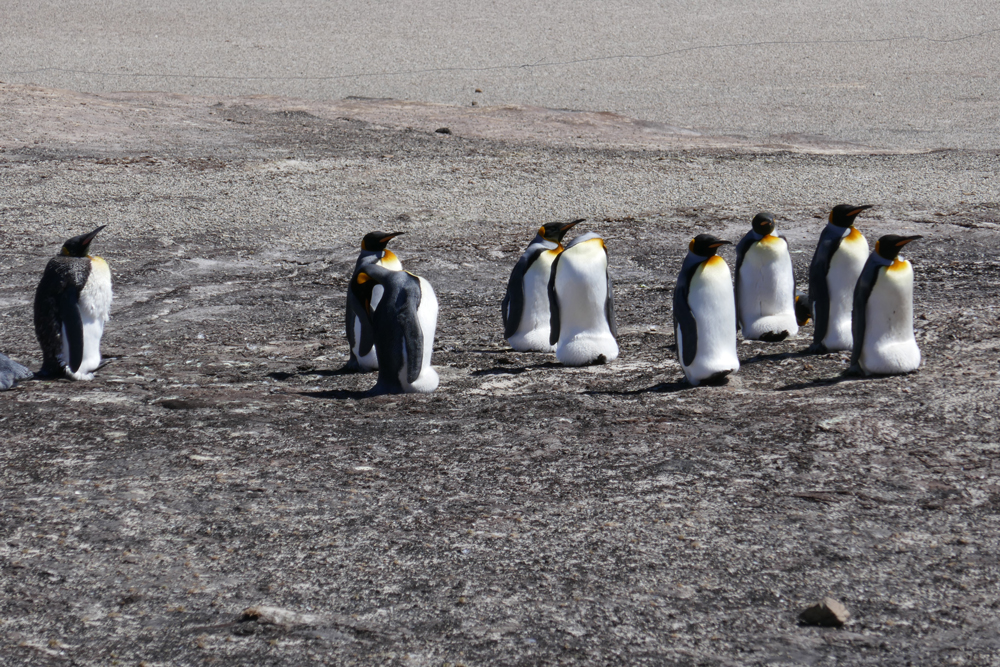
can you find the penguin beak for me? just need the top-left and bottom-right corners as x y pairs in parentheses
(898, 235), (923, 247)
(848, 205), (873, 217)
(81, 225), (107, 247)
(709, 241), (731, 249)
(380, 232), (404, 244)
(561, 218), (585, 232)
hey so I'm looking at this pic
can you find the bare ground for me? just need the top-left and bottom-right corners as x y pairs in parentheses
(1, 84), (1000, 666)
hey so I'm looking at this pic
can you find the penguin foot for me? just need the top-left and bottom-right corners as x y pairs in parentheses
(701, 370), (732, 385)
(805, 342), (828, 355)
(843, 364), (865, 377)
(757, 331), (790, 343)
(590, 354), (608, 366)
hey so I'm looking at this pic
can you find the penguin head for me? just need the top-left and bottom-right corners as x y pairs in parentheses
(538, 219), (584, 244)
(361, 231), (404, 252)
(688, 234), (731, 257)
(794, 292), (812, 326)
(829, 204), (873, 228)
(60, 226), (106, 257)
(875, 234), (922, 260)
(751, 211), (775, 236)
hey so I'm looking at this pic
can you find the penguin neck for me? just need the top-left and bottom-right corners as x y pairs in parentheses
(871, 253), (894, 267)
(826, 222), (854, 238)
(531, 236), (560, 251)
(683, 251), (715, 270)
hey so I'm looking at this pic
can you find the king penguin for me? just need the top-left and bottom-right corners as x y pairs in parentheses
(502, 219), (583, 351)
(34, 226), (112, 381)
(0, 353), (32, 390)
(734, 211), (799, 342)
(547, 232), (618, 366)
(849, 234), (923, 376)
(345, 231), (404, 372)
(807, 204), (872, 353)
(350, 264), (439, 394)
(674, 234), (739, 386)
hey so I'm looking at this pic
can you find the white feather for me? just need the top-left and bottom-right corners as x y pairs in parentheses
(681, 255), (739, 386)
(399, 276), (439, 393)
(552, 237), (618, 366)
(737, 235), (798, 339)
(859, 259), (920, 375)
(822, 229), (868, 351)
(58, 257), (112, 381)
(507, 249), (560, 352)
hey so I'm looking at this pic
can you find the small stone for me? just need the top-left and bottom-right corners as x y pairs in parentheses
(474, 88), (482, 93)
(435, 127), (452, 134)
(799, 597), (850, 627)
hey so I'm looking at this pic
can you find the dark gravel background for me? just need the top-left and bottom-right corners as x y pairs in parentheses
(1, 86), (999, 666)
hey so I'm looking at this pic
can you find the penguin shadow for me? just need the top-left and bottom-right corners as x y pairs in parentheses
(267, 366), (357, 382)
(777, 374), (866, 392)
(297, 388), (375, 400)
(740, 349), (811, 366)
(470, 361), (562, 377)
(585, 377), (701, 396)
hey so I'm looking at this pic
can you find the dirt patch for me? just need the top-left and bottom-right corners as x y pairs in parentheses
(1, 85), (999, 666)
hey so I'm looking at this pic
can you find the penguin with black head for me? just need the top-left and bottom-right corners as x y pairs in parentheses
(547, 231), (618, 366)
(345, 231), (404, 371)
(351, 264), (439, 394)
(502, 219), (583, 352)
(734, 211), (799, 342)
(34, 226), (112, 381)
(807, 204), (872, 353)
(849, 234), (923, 376)
(674, 234), (740, 386)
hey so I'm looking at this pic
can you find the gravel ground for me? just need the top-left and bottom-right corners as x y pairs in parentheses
(1, 85), (1000, 666)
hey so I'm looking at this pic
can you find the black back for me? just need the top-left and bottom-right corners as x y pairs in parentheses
(34, 256), (92, 376)
(502, 241), (556, 339)
(807, 225), (849, 348)
(849, 255), (884, 370)
(351, 264), (426, 393)
(673, 257), (702, 366)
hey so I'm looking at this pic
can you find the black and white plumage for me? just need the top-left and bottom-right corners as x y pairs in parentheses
(547, 232), (618, 366)
(34, 226), (112, 381)
(0, 353), (32, 390)
(350, 264), (438, 394)
(807, 204), (871, 353)
(674, 234), (739, 386)
(345, 231), (404, 372)
(849, 235), (922, 376)
(502, 219), (583, 352)
(734, 212), (799, 342)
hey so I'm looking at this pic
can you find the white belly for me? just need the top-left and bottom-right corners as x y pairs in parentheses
(860, 260), (920, 375)
(737, 236), (798, 340)
(682, 256), (739, 385)
(508, 250), (559, 352)
(352, 313), (379, 371)
(400, 277), (439, 393)
(823, 232), (868, 350)
(59, 257), (112, 381)
(552, 240), (618, 366)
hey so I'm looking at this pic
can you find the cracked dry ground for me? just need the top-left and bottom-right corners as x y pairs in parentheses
(2, 100), (1000, 666)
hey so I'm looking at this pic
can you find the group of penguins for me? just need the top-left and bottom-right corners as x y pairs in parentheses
(346, 203), (921, 392)
(0, 204), (921, 393)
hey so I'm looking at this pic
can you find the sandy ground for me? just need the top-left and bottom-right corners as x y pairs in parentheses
(2, 1), (1000, 151)
(1, 84), (1000, 665)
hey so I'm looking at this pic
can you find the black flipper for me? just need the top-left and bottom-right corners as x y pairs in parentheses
(673, 263), (699, 367)
(401, 279), (425, 384)
(502, 245), (548, 339)
(547, 251), (564, 346)
(605, 258), (618, 339)
(733, 231), (755, 331)
(58, 289), (84, 373)
(807, 227), (846, 351)
(849, 257), (880, 372)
